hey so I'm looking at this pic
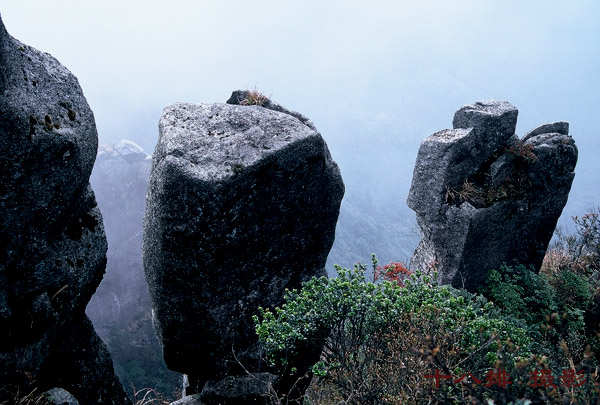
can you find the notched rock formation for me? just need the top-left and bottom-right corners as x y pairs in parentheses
(227, 89), (317, 130)
(0, 16), (128, 403)
(143, 92), (344, 401)
(408, 100), (577, 291)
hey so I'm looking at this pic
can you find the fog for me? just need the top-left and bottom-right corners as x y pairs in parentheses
(3, 2), (598, 218)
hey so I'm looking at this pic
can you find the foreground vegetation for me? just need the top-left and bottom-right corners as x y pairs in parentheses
(255, 209), (600, 404)
(3, 210), (598, 404)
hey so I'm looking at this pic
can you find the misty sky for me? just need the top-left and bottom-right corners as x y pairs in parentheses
(2, 1), (599, 220)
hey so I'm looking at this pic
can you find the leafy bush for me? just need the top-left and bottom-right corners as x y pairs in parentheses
(479, 264), (558, 328)
(479, 261), (600, 403)
(251, 210), (600, 403)
(481, 264), (588, 367)
(254, 262), (404, 369)
(254, 258), (533, 403)
(543, 209), (600, 348)
(372, 258), (411, 285)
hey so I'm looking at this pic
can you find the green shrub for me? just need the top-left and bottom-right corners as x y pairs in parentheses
(254, 258), (533, 403)
(479, 264), (558, 328)
(479, 262), (598, 388)
(543, 209), (600, 360)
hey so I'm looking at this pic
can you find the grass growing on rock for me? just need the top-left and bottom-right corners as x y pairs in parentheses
(239, 90), (270, 106)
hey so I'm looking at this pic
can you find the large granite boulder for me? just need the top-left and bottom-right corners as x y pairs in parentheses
(407, 100), (577, 291)
(0, 16), (128, 403)
(143, 94), (344, 401)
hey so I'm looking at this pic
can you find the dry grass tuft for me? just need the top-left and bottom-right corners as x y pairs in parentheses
(240, 89), (270, 106)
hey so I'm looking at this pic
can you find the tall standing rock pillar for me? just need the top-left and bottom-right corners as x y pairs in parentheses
(407, 100), (577, 291)
(143, 94), (344, 401)
(0, 15), (128, 403)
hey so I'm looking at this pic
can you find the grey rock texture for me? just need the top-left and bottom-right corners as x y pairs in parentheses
(143, 96), (344, 401)
(408, 100), (577, 291)
(522, 121), (569, 142)
(227, 89), (316, 130)
(45, 387), (80, 405)
(38, 317), (128, 404)
(0, 16), (128, 403)
(197, 373), (277, 404)
(170, 394), (203, 405)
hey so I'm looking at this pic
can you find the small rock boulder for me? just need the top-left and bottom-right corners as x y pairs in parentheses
(143, 95), (344, 400)
(44, 387), (79, 405)
(407, 100), (577, 290)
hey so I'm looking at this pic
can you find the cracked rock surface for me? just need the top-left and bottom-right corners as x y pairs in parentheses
(407, 100), (577, 291)
(144, 94), (344, 401)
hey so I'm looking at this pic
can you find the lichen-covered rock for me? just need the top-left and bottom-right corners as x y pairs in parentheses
(0, 20), (97, 241)
(44, 387), (79, 405)
(408, 100), (577, 291)
(0, 16), (128, 403)
(143, 96), (344, 400)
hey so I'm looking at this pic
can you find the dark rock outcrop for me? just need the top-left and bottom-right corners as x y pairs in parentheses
(0, 16), (128, 403)
(38, 317), (128, 404)
(143, 94), (344, 401)
(408, 100), (577, 291)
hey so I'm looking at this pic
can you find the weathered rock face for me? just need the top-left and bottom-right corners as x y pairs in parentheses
(407, 100), (577, 291)
(0, 16), (128, 403)
(227, 89), (317, 130)
(143, 95), (344, 400)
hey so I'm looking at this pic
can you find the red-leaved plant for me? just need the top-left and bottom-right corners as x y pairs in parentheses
(373, 261), (411, 286)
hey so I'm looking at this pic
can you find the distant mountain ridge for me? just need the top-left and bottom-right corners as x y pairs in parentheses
(98, 139), (151, 162)
(87, 139), (180, 396)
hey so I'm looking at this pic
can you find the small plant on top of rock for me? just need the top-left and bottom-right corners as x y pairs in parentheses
(239, 89), (270, 106)
(445, 180), (487, 205)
